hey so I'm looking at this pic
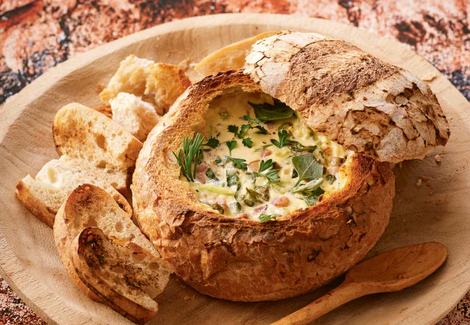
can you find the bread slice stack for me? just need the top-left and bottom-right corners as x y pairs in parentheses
(55, 184), (173, 324)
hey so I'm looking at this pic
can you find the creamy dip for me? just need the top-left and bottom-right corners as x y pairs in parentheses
(179, 89), (351, 222)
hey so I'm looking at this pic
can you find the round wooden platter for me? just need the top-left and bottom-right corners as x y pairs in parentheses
(0, 13), (469, 325)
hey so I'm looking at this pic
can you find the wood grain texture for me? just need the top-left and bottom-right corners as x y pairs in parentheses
(0, 14), (469, 325)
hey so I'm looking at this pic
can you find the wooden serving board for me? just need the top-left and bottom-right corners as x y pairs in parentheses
(0, 13), (469, 325)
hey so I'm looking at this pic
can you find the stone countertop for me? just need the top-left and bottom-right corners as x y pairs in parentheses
(0, 0), (469, 324)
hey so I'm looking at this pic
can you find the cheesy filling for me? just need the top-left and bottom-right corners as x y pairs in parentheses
(178, 90), (351, 222)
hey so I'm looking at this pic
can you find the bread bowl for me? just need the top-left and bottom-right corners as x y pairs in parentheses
(132, 32), (449, 302)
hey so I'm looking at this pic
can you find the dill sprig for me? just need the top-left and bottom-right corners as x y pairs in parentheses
(173, 133), (205, 182)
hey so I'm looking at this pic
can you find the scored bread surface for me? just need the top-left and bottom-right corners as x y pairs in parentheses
(245, 32), (450, 163)
(132, 70), (395, 301)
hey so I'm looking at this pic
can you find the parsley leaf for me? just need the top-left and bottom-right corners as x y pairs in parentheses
(228, 125), (239, 135)
(239, 124), (251, 138)
(226, 141), (237, 156)
(205, 137), (219, 149)
(255, 125), (268, 134)
(265, 170), (280, 183)
(302, 188), (325, 206)
(259, 159), (273, 173)
(271, 130), (290, 148)
(242, 137), (253, 148)
(226, 156), (247, 170)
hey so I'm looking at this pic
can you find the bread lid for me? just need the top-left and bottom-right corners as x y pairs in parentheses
(244, 32), (450, 163)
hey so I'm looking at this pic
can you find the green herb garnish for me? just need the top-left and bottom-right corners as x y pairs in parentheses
(291, 179), (323, 193)
(215, 156), (222, 164)
(249, 99), (294, 122)
(205, 168), (218, 181)
(302, 188), (325, 206)
(242, 137), (253, 148)
(228, 125), (239, 135)
(287, 141), (316, 153)
(326, 174), (336, 184)
(226, 141), (237, 155)
(255, 125), (268, 134)
(205, 137), (219, 149)
(271, 130), (290, 148)
(226, 156), (247, 170)
(172, 133), (204, 182)
(259, 214), (279, 223)
(254, 159), (280, 183)
(291, 153), (324, 189)
(227, 172), (239, 187)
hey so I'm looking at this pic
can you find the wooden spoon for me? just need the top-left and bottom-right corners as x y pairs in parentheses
(272, 242), (447, 325)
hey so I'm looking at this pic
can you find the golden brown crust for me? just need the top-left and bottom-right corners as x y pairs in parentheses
(93, 105), (113, 119)
(245, 32), (450, 163)
(133, 70), (395, 301)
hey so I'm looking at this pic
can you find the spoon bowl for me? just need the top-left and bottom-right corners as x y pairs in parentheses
(273, 242), (447, 325)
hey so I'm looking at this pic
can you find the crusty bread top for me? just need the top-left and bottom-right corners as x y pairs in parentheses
(99, 55), (191, 115)
(245, 32), (450, 163)
(53, 103), (142, 173)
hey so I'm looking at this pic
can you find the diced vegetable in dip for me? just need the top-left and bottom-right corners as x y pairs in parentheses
(174, 89), (351, 222)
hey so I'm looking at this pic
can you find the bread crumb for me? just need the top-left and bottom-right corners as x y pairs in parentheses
(435, 154), (441, 163)
(421, 71), (437, 82)
(416, 178), (422, 187)
(183, 295), (191, 301)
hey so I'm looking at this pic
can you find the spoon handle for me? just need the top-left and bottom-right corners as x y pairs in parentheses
(271, 282), (373, 325)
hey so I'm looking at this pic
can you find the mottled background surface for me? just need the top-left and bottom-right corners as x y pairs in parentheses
(0, 0), (469, 324)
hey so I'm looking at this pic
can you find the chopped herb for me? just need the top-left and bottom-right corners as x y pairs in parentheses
(215, 156), (222, 164)
(292, 169), (298, 178)
(205, 137), (219, 149)
(255, 125), (268, 134)
(265, 170), (280, 183)
(287, 141), (316, 153)
(302, 188), (325, 206)
(242, 137), (253, 148)
(271, 130), (290, 148)
(211, 202), (225, 214)
(172, 133), (204, 182)
(249, 99), (294, 121)
(246, 187), (270, 204)
(228, 125), (239, 135)
(226, 156), (247, 170)
(219, 111), (230, 120)
(259, 159), (273, 173)
(226, 141), (237, 155)
(227, 172), (239, 187)
(205, 168), (218, 181)
(259, 214), (279, 223)
(326, 174), (336, 184)
(291, 153), (324, 189)
(239, 124), (251, 138)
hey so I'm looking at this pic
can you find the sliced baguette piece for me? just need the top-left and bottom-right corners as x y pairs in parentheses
(99, 55), (191, 115)
(53, 103), (142, 183)
(16, 156), (131, 227)
(93, 105), (113, 119)
(110, 92), (161, 142)
(54, 184), (172, 303)
(72, 227), (169, 324)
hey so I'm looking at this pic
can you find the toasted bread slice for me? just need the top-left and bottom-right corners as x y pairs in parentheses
(53, 103), (142, 182)
(54, 184), (172, 303)
(110, 93), (161, 142)
(72, 227), (170, 324)
(99, 55), (191, 115)
(16, 156), (131, 227)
